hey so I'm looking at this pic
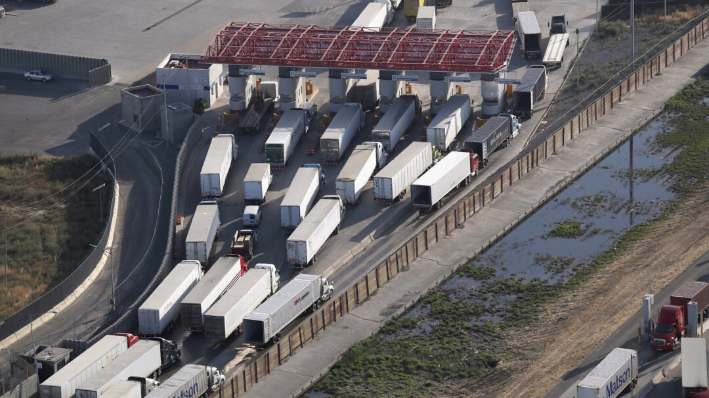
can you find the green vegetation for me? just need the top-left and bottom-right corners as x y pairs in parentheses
(543, 220), (587, 239)
(0, 154), (111, 319)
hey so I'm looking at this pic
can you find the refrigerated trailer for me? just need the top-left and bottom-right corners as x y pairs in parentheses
(320, 103), (365, 164)
(243, 274), (334, 345)
(411, 151), (476, 211)
(280, 167), (321, 230)
(577, 348), (638, 398)
(336, 142), (387, 205)
(185, 201), (220, 266)
(138, 260), (203, 336)
(199, 134), (237, 198)
(352, 1), (391, 28)
(180, 255), (248, 332)
(145, 365), (224, 398)
(265, 109), (306, 167)
(426, 94), (471, 152)
(416, 6), (436, 30)
(286, 195), (345, 268)
(243, 163), (272, 205)
(373, 141), (433, 203)
(372, 95), (419, 152)
(203, 264), (280, 342)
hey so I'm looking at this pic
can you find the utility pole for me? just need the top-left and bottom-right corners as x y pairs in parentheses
(91, 244), (117, 311)
(4, 203), (7, 287)
(576, 28), (580, 86)
(163, 72), (169, 149)
(630, 0), (635, 67)
(664, 0), (667, 30)
(30, 314), (40, 392)
(596, 0), (599, 27)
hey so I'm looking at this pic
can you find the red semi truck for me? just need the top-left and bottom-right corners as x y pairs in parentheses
(651, 281), (709, 351)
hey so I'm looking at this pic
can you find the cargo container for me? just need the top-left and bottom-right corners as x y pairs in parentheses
(336, 142), (387, 205)
(100, 378), (158, 398)
(180, 255), (248, 332)
(411, 151), (477, 211)
(203, 264), (280, 342)
(138, 260), (203, 336)
(199, 134), (237, 198)
(513, 65), (547, 119)
(542, 33), (569, 68)
(404, 0), (425, 21)
(265, 110), (306, 168)
(185, 201), (220, 267)
(426, 94), (471, 152)
(463, 115), (520, 167)
(682, 338), (709, 398)
(243, 274), (334, 345)
(372, 95), (419, 152)
(280, 168), (321, 230)
(40, 335), (131, 398)
(373, 142), (433, 203)
(286, 195), (345, 268)
(516, 11), (542, 59)
(652, 281), (709, 351)
(416, 6), (436, 30)
(145, 365), (224, 398)
(320, 103), (365, 164)
(243, 163), (272, 205)
(352, 1), (390, 28)
(576, 348), (638, 398)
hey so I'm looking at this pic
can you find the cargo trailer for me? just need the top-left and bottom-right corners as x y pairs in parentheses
(416, 6), (436, 30)
(40, 335), (131, 398)
(463, 115), (520, 167)
(243, 274), (334, 345)
(352, 1), (390, 28)
(286, 195), (345, 268)
(516, 11), (542, 59)
(280, 168), (321, 230)
(145, 365), (224, 398)
(199, 134), (237, 198)
(336, 142), (387, 205)
(320, 103), (365, 164)
(373, 142), (433, 203)
(372, 95), (418, 152)
(138, 260), (203, 336)
(184, 201), (220, 267)
(100, 378), (158, 398)
(426, 94), (471, 152)
(243, 163), (272, 205)
(350, 80), (380, 111)
(203, 264), (280, 342)
(180, 255), (248, 332)
(238, 97), (274, 135)
(542, 33), (569, 68)
(513, 66), (547, 119)
(411, 151), (476, 211)
(577, 348), (638, 398)
(682, 338), (709, 397)
(265, 110), (306, 167)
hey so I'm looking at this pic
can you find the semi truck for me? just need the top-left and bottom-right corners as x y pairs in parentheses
(513, 65), (547, 119)
(286, 195), (345, 268)
(203, 264), (280, 342)
(651, 281), (709, 351)
(426, 94), (471, 152)
(75, 339), (180, 398)
(336, 142), (387, 205)
(138, 260), (203, 336)
(682, 338), (709, 398)
(321, 103), (365, 164)
(40, 334), (137, 398)
(416, 6), (436, 30)
(243, 163), (272, 205)
(265, 109), (307, 168)
(576, 348), (638, 398)
(230, 229), (257, 260)
(280, 167), (321, 230)
(145, 365), (224, 398)
(411, 151), (478, 211)
(99, 378), (159, 398)
(463, 114), (520, 168)
(372, 95), (419, 152)
(200, 134), (237, 198)
(516, 11), (542, 59)
(373, 142), (433, 204)
(185, 201), (220, 267)
(243, 274), (334, 345)
(180, 255), (248, 332)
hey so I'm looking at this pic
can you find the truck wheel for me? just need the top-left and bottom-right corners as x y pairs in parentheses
(312, 300), (320, 312)
(274, 333), (281, 343)
(356, 197), (361, 205)
(287, 156), (292, 166)
(152, 370), (158, 379)
(333, 224), (340, 235)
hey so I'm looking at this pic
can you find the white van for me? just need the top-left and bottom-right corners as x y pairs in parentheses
(243, 205), (262, 227)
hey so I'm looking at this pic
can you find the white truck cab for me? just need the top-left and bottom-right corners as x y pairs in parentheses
(206, 366), (225, 392)
(498, 113), (522, 139)
(361, 141), (388, 169)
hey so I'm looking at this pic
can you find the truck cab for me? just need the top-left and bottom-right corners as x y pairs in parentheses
(254, 263), (281, 293)
(361, 141), (389, 169)
(146, 337), (182, 371)
(206, 366), (226, 392)
(317, 277), (335, 310)
(302, 163), (326, 185)
(549, 14), (568, 35)
(458, 150), (481, 177)
(322, 195), (346, 222)
(498, 113), (522, 139)
(127, 376), (159, 396)
(651, 305), (685, 351)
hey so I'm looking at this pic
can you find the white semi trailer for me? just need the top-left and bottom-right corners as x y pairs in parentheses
(336, 142), (387, 205)
(280, 167), (321, 230)
(411, 151), (475, 211)
(373, 142), (433, 204)
(576, 348), (638, 398)
(243, 163), (272, 205)
(99, 378), (159, 398)
(185, 201), (220, 267)
(265, 109), (307, 168)
(371, 95), (419, 152)
(145, 365), (225, 398)
(320, 103), (365, 164)
(200, 134), (237, 198)
(286, 195), (345, 268)
(426, 94), (471, 152)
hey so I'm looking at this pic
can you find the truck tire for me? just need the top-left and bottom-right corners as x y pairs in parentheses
(273, 333), (281, 343)
(312, 300), (320, 312)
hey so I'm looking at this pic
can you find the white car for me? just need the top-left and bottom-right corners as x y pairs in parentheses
(0, 6), (5, 18)
(24, 70), (53, 82)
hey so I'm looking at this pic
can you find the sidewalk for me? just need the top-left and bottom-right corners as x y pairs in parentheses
(239, 36), (709, 398)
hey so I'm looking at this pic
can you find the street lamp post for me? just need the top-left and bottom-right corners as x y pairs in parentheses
(93, 183), (106, 224)
(90, 244), (117, 311)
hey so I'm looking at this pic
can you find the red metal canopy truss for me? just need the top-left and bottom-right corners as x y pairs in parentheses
(202, 22), (516, 73)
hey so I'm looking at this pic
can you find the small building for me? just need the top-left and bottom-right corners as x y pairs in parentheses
(20, 345), (72, 382)
(156, 53), (226, 108)
(161, 102), (195, 143)
(120, 84), (164, 132)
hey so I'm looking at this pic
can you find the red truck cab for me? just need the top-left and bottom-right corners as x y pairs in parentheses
(459, 150), (480, 177)
(691, 390), (709, 398)
(113, 332), (140, 348)
(651, 305), (684, 351)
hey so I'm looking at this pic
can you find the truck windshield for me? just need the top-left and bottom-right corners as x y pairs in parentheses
(655, 324), (674, 333)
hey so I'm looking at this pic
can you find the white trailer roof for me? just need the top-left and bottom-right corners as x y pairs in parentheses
(376, 142), (431, 179)
(543, 33), (569, 64)
(147, 365), (203, 398)
(182, 256), (241, 305)
(352, 2), (386, 28)
(205, 268), (268, 316)
(337, 145), (373, 181)
(429, 95), (469, 129)
(265, 130), (290, 146)
(288, 199), (339, 241)
(201, 135), (232, 175)
(245, 163), (270, 182)
(77, 340), (159, 391)
(141, 261), (201, 310)
(247, 274), (319, 318)
(322, 104), (359, 139)
(282, 168), (319, 207)
(41, 335), (127, 387)
(185, 204), (219, 243)
(273, 110), (303, 133)
(373, 96), (415, 133)
(413, 151), (468, 186)
(578, 348), (635, 389)
(417, 6), (435, 19)
(101, 380), (139, 398)
(682, 338), (709, 389)
(517, 11), (541, 35)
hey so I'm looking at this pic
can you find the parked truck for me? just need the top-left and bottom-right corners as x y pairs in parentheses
(238, 96), (274, 135)
(99, 378), (159, 398)
(243, 163), (272, 205)
(373, 142), (433, 204)
(352, 1), (392, 28)
(286, 195), (345, 268)
(200, 134), (237, 198)
(350, 80), (380, 111)
(516, 11), (542, 59)
(682, 338), (709, 398)
(321, 103), (365, 164)
(411, 151), (477, 211)
(138, 260), (203, 336)
(576, 348), (638, 398)
(185, 201), (220, 267)
(513, 65), (547, 119)
(203, 264), (280, 342)
(463, 114), (520, 168)
(243, 274), (334, 345)
(543, 33), (569, 68)
(180, 255), (248, 332)
(426, 94), (471, 152)
(145, 365), (224, 398)
(230, 229), (257, 260)
(265, 109), (308, 168)
(336, 142), (387, 205)
(372, 95), (419, 152)
(404, 0), (425, 21)
(651, 281), (709, 351)
(40, 334), (137, 398)
(280, 167), (321, 230)
(416, 6), (436, 30)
